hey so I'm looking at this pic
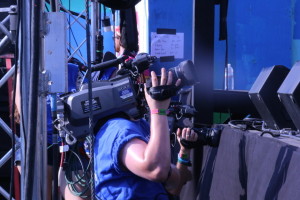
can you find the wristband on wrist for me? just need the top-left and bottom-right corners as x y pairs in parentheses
(179, 152), (189, 160)
(150, 109), (169, 115)
(177, 154), (192, 166)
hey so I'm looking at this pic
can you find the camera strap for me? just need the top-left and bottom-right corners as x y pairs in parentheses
(148, 85), (179, 101)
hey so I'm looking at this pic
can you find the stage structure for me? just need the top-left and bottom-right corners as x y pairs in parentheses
(0, 3), (20, 200)
(0, 1), (102, 199)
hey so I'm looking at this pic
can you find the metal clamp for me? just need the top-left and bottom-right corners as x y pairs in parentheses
(39, 70), (50, 95)
(53, 117), (77, 145)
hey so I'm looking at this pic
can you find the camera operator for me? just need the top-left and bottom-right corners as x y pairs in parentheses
(93, 68), (197, 199)
(113, 27), (125, 57)
(95, 26), (138, 81)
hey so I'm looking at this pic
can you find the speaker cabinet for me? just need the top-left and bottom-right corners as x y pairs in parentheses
(249, 65), (295, 130)
(278, 61), (300, 131)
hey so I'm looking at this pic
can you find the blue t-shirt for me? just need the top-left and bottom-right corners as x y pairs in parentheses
(94, 118), (170, 200)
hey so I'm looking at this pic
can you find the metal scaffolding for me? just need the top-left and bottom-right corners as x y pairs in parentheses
(0, 0), (99, 199)
(0, 3), (19, 200)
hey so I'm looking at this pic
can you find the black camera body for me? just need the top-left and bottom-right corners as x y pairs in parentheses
(63, 75), (144, 139)
(168, 98), (223, 148)
(62, 53), (198, 139)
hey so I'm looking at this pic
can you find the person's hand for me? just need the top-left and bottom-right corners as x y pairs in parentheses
(144, 68), (181, 110)
(176, 128), (198, 152)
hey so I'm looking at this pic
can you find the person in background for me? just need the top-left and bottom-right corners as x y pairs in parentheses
(13, 69), (55, 200)
(113, 26), (138, 59)
(113, 27), (125, 57)
(14, 63), (89, 200)
(96, 26), (138, 82)
(93, 68), (197, 199)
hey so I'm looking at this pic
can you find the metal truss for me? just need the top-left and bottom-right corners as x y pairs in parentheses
(0, 4), (19, 199)
(0, 0), (100, 199)
(58, 0), (99, 66)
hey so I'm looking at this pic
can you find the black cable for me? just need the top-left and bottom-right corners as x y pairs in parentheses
(228, 119), (264, 131)
(220, 0), (229, 90)
(19, 1), (28, 189)
(112, 9), (115, 32)
(51, 98), (59, 200)
(103, 5), (106, 17)
(260, 131), (280, 137)
(64, 147), (92, 198)
(85, 0), (95, 199)
(45, 3), (49, 12)
(99, 3), (102, 30)
(68, 0), (71, 57)
(94, 3), (103, 64)
(24, 0), (41, 199)
(224, 26), (229, 89)
(19, 0), (26, 156)
(9, 1), (21, 198)
(50, 0), (57, 12)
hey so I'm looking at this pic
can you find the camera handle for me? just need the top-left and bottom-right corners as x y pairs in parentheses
(147, 85), (179, 101)
(180, 125), (224, 149)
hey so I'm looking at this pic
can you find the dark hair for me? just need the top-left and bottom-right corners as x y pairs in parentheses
(120, 7), (139, 54)
(98, 0), (140, 10)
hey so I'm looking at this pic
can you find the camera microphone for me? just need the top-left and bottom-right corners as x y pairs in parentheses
(92, 55), (128, 72)
(80, 55), (129, 72)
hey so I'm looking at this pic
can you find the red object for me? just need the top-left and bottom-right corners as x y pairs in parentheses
(14, 167), (20, 200)
(4, 54), (20, 200)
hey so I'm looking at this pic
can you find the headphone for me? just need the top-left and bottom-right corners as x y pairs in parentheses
(98, 0), (141, 10)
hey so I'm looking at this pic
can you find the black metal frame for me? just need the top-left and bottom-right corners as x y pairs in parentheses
(193, 0), (215, 127)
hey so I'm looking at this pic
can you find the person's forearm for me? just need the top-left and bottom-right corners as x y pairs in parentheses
(164, 162), (192, 195)
(143, 114), (171, 173)
(174, 161), (192, 194)
(168, 148), (192, 194)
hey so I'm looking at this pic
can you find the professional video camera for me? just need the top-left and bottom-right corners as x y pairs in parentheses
(60, 53), (198, 139)
(167, 95), (224, 148)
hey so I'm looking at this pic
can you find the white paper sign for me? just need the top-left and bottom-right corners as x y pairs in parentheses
(151, 32), (184, 59)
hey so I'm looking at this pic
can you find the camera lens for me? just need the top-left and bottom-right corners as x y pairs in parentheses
(169, 60), (198, 87)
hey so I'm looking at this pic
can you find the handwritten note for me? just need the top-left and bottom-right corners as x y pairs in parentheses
(150, 32), (184, 59)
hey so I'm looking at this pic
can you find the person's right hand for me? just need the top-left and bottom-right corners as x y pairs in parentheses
(177, 127), (198, 153)
(144, 68), (181, 110)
